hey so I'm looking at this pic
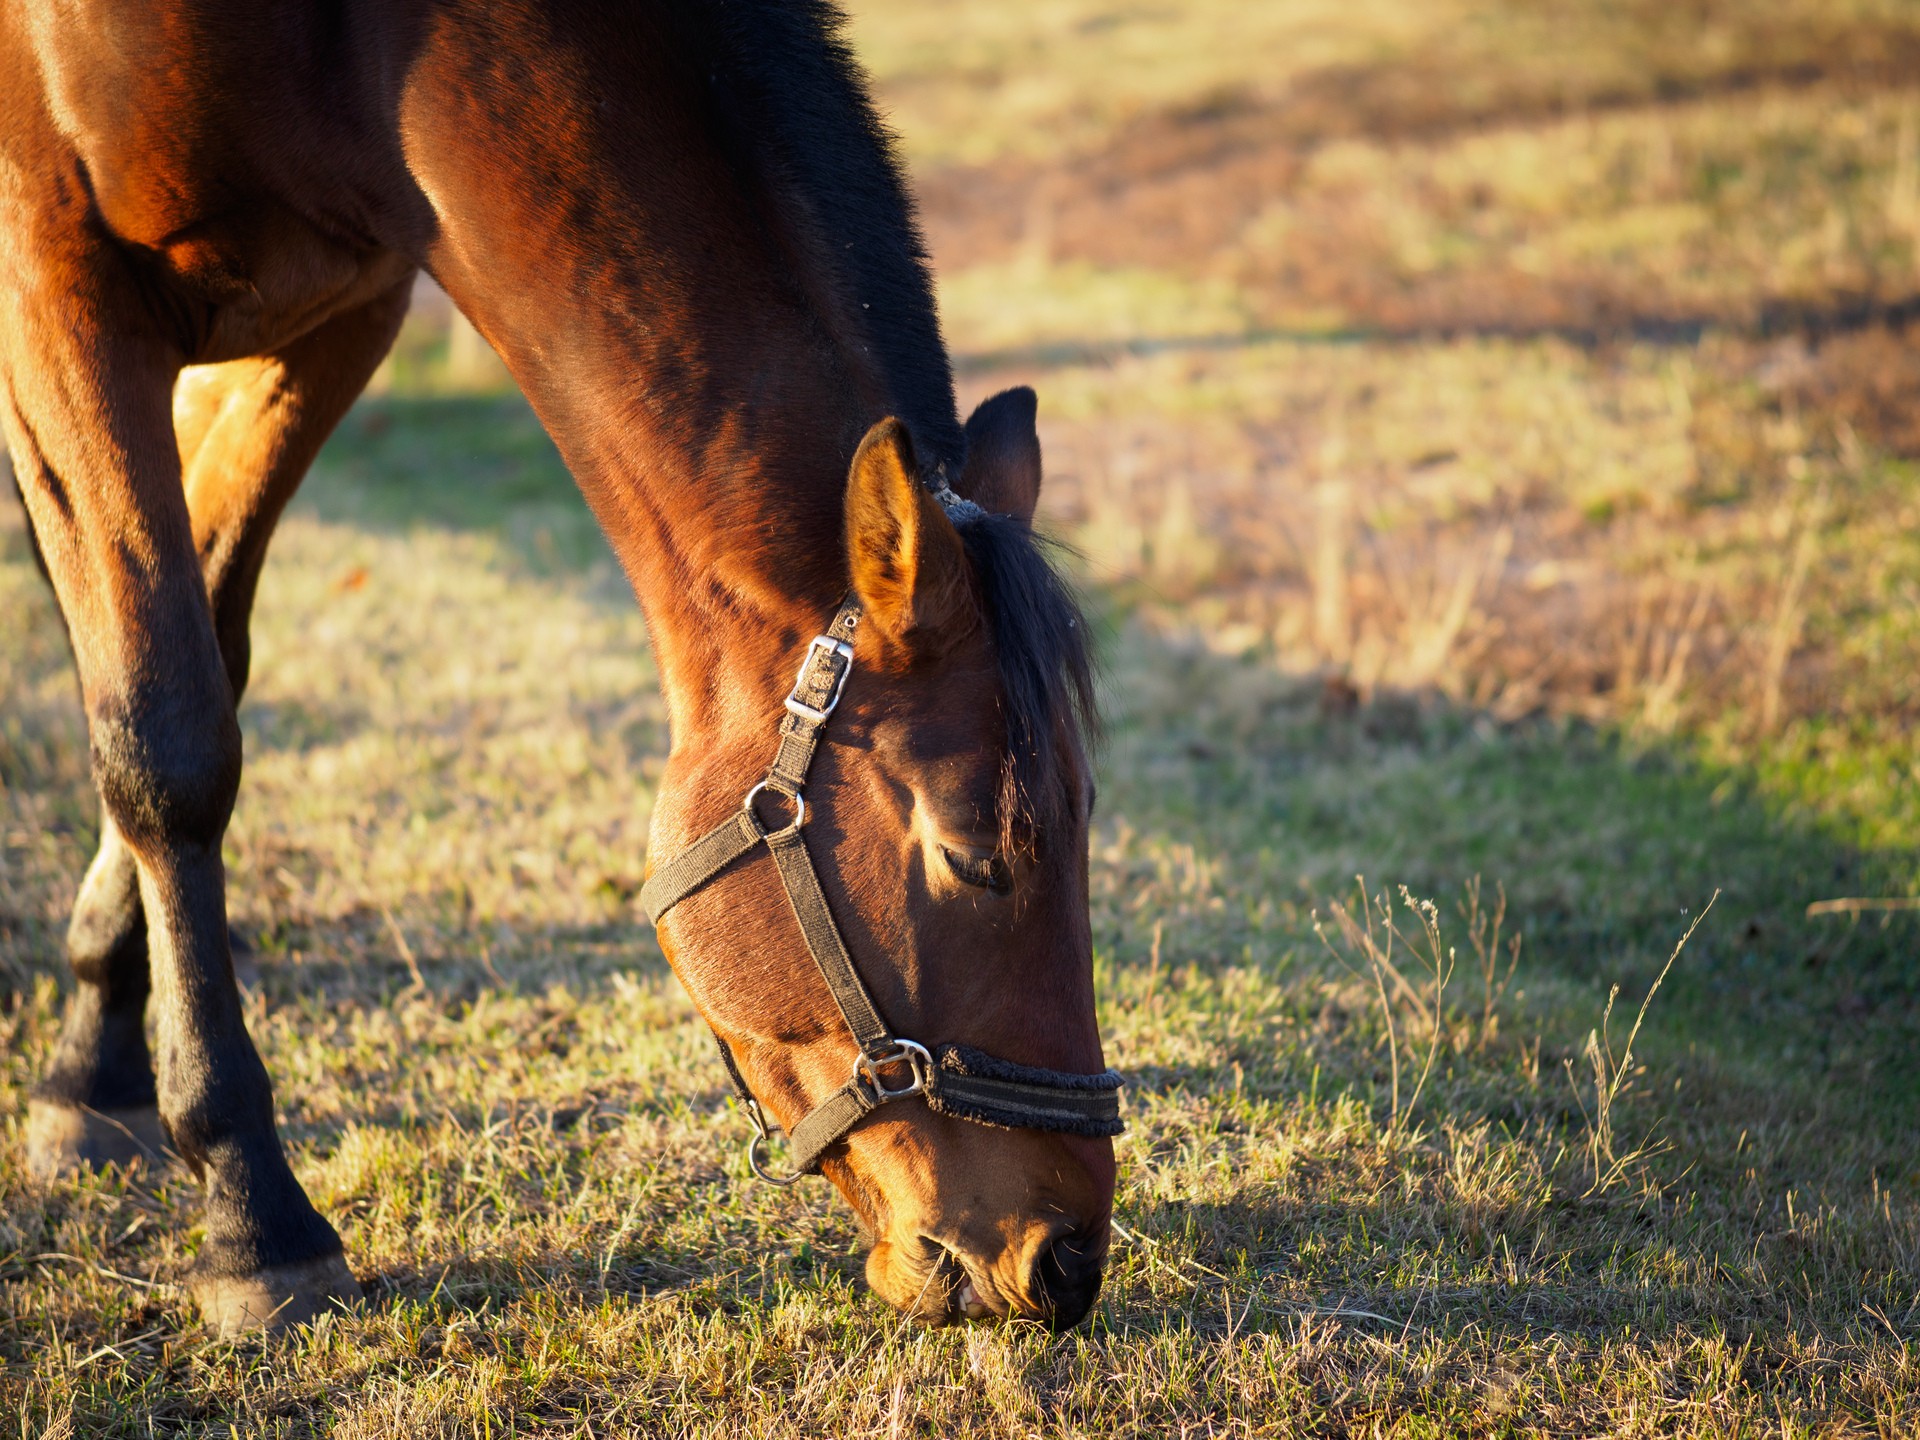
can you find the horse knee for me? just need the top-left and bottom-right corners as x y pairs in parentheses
(87, 691), (241, 854)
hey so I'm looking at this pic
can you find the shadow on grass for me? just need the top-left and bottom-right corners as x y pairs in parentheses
(1102, 651), (1920, 1133)
(1097, 1180), (1906, 1351)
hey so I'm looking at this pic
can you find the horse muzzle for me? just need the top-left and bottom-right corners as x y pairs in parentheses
(866, 1210), (1112, 1330)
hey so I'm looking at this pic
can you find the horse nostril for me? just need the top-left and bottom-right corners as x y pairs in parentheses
(1031, 1227), (1106, 1331)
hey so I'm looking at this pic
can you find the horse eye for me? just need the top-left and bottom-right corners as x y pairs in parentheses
(941, 846), (1011, 896)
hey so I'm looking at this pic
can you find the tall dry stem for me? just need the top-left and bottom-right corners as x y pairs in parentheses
(1567, 892), (1717, 1195)
(1315, 880), (1460, 1139)
(1401, 526), (1512, 690)
(1641, 581), (1713, 734)
(1890, 97), (1920, 246)
(1461, 876), (1521, 1049)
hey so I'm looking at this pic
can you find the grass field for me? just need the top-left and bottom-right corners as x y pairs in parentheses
(5, 0), (1920, 1434)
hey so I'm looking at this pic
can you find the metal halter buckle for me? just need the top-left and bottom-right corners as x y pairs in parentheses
(742, 781), (806, 839)
(854, 1038), (933, 1102)
(783, 635), (855, 723)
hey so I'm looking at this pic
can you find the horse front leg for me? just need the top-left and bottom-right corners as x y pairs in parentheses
(7, 471), (164, 1174)
(24, 815), (166, 1174)
(1, 259), (363, 1338)
(22, 280), (414, 1191)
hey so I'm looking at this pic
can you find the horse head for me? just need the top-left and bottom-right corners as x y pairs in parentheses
(647, 388), (1116, 1327)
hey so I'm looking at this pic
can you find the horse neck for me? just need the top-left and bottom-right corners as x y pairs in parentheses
(395, 4), (949, 744)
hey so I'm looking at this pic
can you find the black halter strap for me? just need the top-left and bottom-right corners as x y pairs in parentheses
(640, 594), (1124, 1184)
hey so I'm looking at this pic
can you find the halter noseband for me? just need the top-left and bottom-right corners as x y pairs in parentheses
(639, 593), (1124, 1185)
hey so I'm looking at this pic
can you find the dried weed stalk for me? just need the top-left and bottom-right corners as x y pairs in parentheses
(1566, 891), (1718, 1196)
(1461, 876), (1521, 1049)
(1315, 880), (1461, 1139)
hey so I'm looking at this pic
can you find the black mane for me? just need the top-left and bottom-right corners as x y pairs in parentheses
(957, 513), (1099, 852)
(700, 3), (1093, 841)
(700, 0), (967, 477)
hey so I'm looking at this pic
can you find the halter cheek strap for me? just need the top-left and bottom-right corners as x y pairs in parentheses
(639, 594), (1124, 1185)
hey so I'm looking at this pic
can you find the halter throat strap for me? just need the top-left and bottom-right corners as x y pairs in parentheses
(639, 594), (1123, 1184)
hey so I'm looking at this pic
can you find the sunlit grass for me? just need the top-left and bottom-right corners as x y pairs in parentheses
(939, 258), (1254, 355)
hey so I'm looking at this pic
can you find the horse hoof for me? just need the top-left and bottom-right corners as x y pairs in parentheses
(191, 1253), (362, 1337)
(25, 1100), (169, 1180)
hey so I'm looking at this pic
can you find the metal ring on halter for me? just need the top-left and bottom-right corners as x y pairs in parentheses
(745, 1129), (804, 1187)
(854, 1038), (933, 1101)
(742, 780), (805, 839)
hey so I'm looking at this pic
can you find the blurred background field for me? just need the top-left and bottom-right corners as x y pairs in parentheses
(3, 0), (1920, 1434)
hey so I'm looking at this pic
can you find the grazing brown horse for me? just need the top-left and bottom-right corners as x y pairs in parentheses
(1, 0), (1119, 1335)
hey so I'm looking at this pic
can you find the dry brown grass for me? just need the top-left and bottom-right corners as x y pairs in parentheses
(894, 2), (1920, 831)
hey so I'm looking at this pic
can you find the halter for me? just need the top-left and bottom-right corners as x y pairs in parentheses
(639, 592), (1124, 1184)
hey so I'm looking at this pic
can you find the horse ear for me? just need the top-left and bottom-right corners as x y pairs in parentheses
(845, 418), (970, 655)
(960, 386), (1042, 522)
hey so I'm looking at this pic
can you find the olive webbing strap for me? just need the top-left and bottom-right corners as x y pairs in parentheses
(784, 1083), (880, 1175)
(703, 1018), (885, 1182)
(765, 827), (892, 1056)
(638, 812), (760, 925)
